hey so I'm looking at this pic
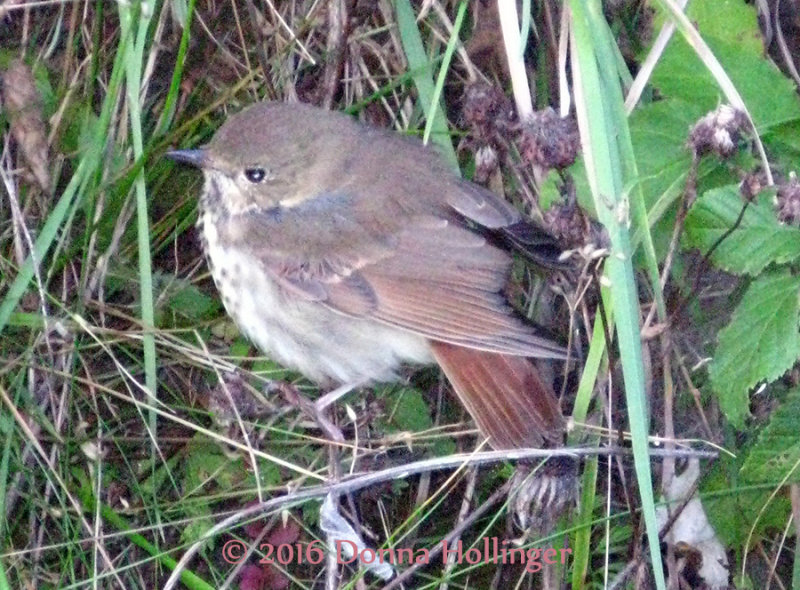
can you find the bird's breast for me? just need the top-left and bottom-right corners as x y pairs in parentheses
(198, 209), (433, 385)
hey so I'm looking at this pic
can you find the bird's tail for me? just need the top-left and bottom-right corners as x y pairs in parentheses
(430, 341), (565, 449)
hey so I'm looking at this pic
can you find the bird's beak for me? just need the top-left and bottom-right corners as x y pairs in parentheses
(166, 148), (209, 168)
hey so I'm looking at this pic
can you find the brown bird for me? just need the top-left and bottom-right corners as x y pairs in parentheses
(168, 101), (567, 449)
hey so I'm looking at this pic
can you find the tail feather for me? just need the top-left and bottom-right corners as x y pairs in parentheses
(430, 341), (564, 449)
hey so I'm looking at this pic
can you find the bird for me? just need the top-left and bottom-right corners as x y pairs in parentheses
(167, 101), (568, 449)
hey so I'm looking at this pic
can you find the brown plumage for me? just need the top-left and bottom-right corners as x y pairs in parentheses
(168, 101), (567, 449)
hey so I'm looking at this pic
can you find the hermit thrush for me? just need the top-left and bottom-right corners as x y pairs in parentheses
(168, 101), (567, 449)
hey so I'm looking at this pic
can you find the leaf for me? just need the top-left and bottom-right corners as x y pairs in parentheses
(239, 563), (290, 590)
(685, 186), (800, 275)
(702, 458), (790, 549)
(740, 387), (800, 483)
(680, 0), (763, 54)
(765, 120), (800, 173)
(162, 277), (221, 323)
(652, 0), (800, 130)
(3, 59), (51, 192)
(617, 0), (800, 263)
(180, 439), (246, 550)
(183, 441), (244, 492)
(394, 0), (458, 168)
(239, 565), (271, 590)
(709, 271), (800, 428)
(181, 517), (216, 555)
(628, 99), (695, 226)
(130, 271), (223, 327)
(374, 385), (456, 456)
(386, 387), (434, 434)
(266, 521), (300, 547)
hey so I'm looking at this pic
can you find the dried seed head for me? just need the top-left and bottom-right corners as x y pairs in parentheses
(776, 173), (800, 225)
(688, 104), (749, 158)
(473, 144), (499, 183)
(544, 203), (586, 247)
(542, 200), (606, 249)
(518, 108), (580, 170)
(739, 170), (766, 202)
(511, 457), (579, 532)
(462, 83), (514, 139)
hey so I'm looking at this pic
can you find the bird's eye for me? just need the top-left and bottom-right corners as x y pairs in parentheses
(244, 167), (268, 183)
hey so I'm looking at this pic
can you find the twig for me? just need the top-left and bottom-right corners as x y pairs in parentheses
(321, 0), (347, 110)
(669, 178), (753, 325)
(163, 445), (718, 590)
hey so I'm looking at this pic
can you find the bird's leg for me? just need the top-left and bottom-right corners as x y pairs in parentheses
(269, 380), (370, 443)
(309, 381), (369, 444)
(314, 379), (369, 412)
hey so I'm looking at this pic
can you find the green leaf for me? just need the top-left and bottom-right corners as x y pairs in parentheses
(709, 271), (800, 427)
(765, 120), (800, 173)
(180, 439), (246, 550)
(183, 441), (244, 494)
(394, 0), (458, 168)
(385, 387), (430, 433)
(685, 186), (800, 275)
(619, 0), (800, 265)
(570, 2), (665, 586)
(160, 277), (221, 324)
(741, 387), (800, 484)
(627, 99), (695, 237)
(703, 458), (790, 549)
(680, 0), (762, 54)
(376, 385), (455, 456)
(652, 0), (800, 130)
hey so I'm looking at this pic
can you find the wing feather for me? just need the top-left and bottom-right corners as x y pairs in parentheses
(226, 199), (566, 360)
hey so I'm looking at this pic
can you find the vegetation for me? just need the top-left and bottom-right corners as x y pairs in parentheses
(2, 0), (800, 588)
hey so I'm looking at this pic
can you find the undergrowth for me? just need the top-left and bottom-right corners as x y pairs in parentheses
(2, 1), (800, 588)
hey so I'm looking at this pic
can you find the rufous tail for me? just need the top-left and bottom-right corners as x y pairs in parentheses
(430, 341), (564, 449)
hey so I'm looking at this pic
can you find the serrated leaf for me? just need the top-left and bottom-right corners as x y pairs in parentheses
(147, 272), (222, 327)
(681, 0), (763, 54)
(620, 0), (800, 265)
(652, 1), (800, 129)
(685, 187), (800, 275)
(181, 517), (215, 554)
(179, 439), (247, 550)
(765, 120), (800, 173)
(741, 387), (800, 483)
(628, 99), (696, 220)
(709, 271), (800, 427)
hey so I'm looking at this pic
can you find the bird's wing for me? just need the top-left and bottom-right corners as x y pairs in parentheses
(447, 181), (567, 269)
(232, 208), (566, 359)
